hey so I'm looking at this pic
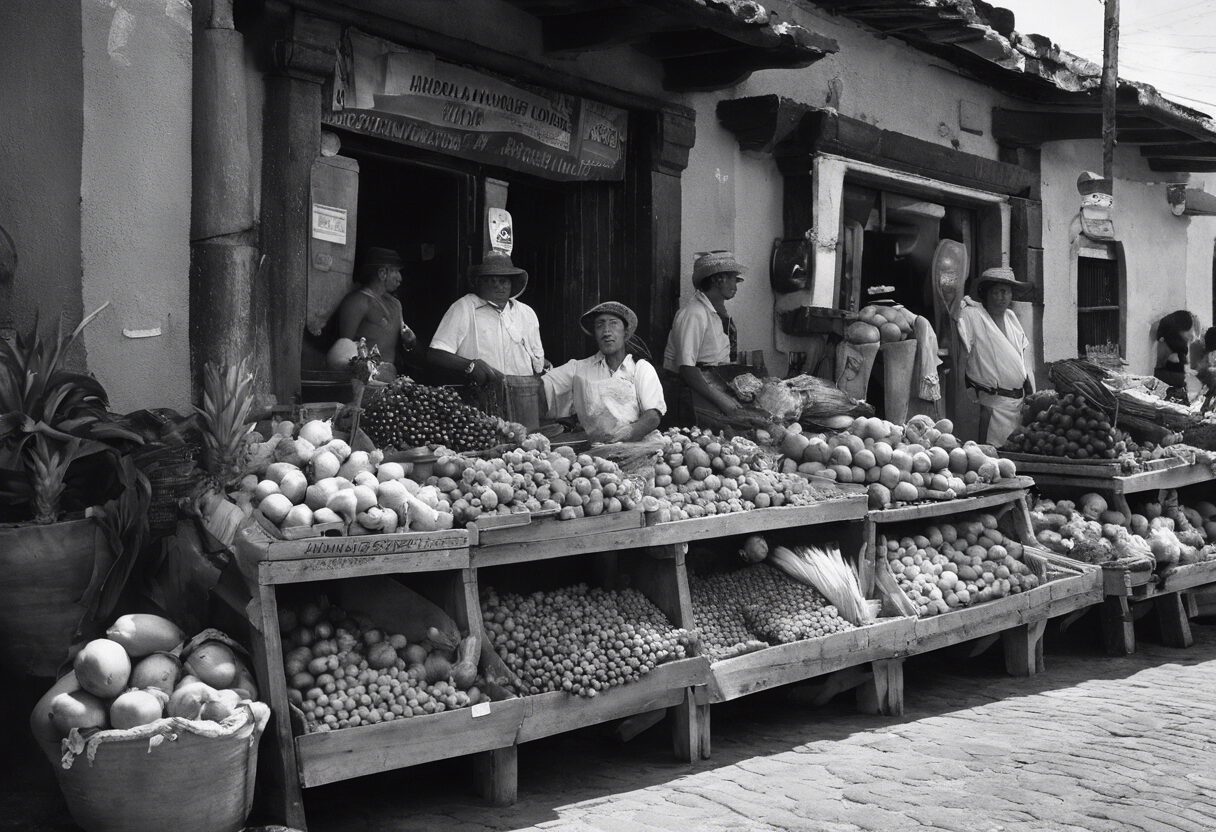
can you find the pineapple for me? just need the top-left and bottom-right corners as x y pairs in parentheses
(196, 359), (256, 490)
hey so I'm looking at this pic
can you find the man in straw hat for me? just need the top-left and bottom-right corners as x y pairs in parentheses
(333, 246), (417, 379)
(542, 301), (665, 443)
(428, 250), (545, 385)
(662, 250), (746, 425)
(955, 265), (1035, 446)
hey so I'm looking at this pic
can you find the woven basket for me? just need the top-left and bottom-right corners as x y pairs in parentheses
(53, 702), (270, 832)
(133, 445), (200, 537)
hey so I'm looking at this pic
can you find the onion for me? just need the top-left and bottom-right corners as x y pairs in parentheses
(298, 419), (333, 447)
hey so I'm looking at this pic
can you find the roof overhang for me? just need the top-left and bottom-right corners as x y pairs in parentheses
(499, 0), (839, 91)
(813, 0), (1216, 173)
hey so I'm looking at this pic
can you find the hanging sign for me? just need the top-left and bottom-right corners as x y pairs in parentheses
(488, 208), (513, 255)
(327, 31), (627, 182)
(311, 203), (348, 245)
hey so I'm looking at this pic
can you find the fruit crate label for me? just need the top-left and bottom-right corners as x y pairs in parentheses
(471, 702), (492, 718)
(294, 533), (467, 557)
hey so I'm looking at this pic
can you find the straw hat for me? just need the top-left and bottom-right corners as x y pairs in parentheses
(974, 266), (1027, 292)
(468, 251), (528, 297)
(692, 250), (747, 289)
(580, 301), (638, 338)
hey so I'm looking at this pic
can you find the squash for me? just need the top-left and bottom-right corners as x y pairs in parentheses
(424, 654), (452, 684)
(451, 635), (480, 690)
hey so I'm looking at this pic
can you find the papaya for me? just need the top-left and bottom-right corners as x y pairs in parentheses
(184, 641), (238, 689)
(74, 638), (132, 698)
(110, 689), (166, 730)
(106, 615), (185, 658)
(50, 690), (108, 736)
(130, 651), (183, 695)
(30, 671), (81, 749)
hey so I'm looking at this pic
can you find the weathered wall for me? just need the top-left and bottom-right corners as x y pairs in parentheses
(679, 2), (1010, 375)
(1039, 139), (1192, 374)
(0, 2), (84, 359)
(80, 0), (193, 412)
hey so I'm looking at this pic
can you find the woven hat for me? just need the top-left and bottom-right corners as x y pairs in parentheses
(974, 266), (1028, 292)
(362, 247), (403, 269)
(468, 251), (528, 297)
(692, 250), (746, 288)
(580, 301), (638, 338)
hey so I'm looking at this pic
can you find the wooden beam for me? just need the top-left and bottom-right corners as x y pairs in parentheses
(1139, 142), (1216, 160)
(640, 28), (754, 59)
(993, 109), (1101, 146)
(1118, 128), (1198, 144)
(541, 6), (670, 53)
(1148, 158), (1216, 173)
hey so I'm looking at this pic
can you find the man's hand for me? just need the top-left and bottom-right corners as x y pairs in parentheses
(469, 359), (504, 386)
(401, 325), (418, 351)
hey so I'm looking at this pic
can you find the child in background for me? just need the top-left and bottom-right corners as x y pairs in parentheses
(1197, 327), (1216, 413)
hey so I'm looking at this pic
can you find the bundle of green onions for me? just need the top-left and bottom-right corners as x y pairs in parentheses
(768, 544), (875, 625)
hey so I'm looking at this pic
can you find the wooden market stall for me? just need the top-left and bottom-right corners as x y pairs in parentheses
(1003, 452), (1216, 655)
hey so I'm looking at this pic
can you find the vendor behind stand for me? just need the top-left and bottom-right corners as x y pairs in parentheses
(543, 302), (665, 443)
(331, 246), (417, 378)
(662, 251), (745, 426)
(427, 251), (546, 385)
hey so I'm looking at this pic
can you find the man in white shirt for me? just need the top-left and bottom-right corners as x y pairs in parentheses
(543, 301), (666, 442)
(662, 250), (745, 422)
(428, 251), (545, 385)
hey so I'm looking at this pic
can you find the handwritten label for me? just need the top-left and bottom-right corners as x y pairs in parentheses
(470, 702), (492, 718)
(293, 534), (467, 557)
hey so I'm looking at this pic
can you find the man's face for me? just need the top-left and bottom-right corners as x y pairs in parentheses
(715, 273), (741, 300)
(477, 274), (514, 305)
(985, 283), (1012, 312)
(594, 313), (627, 355)
(381, 266), (403, 293)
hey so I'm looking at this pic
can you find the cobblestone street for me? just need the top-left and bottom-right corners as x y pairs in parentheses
(9, 618), (1216, 832)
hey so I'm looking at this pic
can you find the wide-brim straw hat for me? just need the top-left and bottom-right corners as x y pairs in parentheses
(974, 266), (1028, 292)
(580, 301), (638, 338)
(692, 250), (747, 289)
(468, 251), (528, 298)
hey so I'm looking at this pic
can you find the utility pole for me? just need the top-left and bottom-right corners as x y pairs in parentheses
(1101, 0), (1120, 185)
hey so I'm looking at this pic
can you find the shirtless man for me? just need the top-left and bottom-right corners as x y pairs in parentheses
(336, 247), (417, 372)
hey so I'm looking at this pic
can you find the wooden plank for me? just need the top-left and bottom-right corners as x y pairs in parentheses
(1102, 563), (1156, 596)
(478, 509), (643, 546)
(630, 546), (695, 630)
(669, 690), (699, 763)
(855, 658), (904, 716)
(295, 697), (528, 787)
(473, 746), (518, 807)
(1156, 592), (1195, 648)
(1158, 560), (1216, 594)
(255, 526), (472, 562)
(707, 616), (914, 703)
(258, 547), (470, 584)
(1001, 618), (1047, 676)
(474, 512), (532, 531)
(516, 657), (709, 744)
(1030, 462), (1216, 495)
(645, 497), (868, 542)
(869, 489), (1029, 524)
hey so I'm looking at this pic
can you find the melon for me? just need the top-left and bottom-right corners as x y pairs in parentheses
(948, 447), (969, 475)
(879, 464), (902, 490)
(868, 484), (892, 509)
(879, 322), (903, 343)
(927, 447), (950, 471)
(872, 442), (894, 467)
(892, 482), (919, 503)
(853, 449), (877, 470)
(106, 613), (184, 657)
(846, 321), (881, 344)
(31, 671), (81, 747)
(890, 450), (914, 473)
(110, 689), (165, 730)
(74, 638), (132, 698)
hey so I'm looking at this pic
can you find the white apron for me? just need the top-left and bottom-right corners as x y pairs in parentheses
(576, 374), (642, 443)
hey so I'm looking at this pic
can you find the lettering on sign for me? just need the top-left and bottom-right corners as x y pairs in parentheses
(296, 534), (466, 557)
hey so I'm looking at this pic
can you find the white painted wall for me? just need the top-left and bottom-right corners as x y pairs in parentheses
(1039, 140), (1193, 375)
(79, 0), (193, 412)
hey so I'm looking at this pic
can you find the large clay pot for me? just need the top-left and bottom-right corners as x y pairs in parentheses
(0, 517), (107, 677)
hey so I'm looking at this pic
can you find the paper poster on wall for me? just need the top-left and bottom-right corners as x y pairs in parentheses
(488, 208), (513, 255)
(311, 203), (348, 245)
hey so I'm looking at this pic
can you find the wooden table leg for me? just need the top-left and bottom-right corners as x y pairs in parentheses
(669, 687), (699, 762)
(474, 746), (518, 806)
(1002, 618), (1047, 676)
(856, 658), (904, 716)
(1184, 591), (1200, 619)
(1156, 592), (1195, 648)
(1102, 595), (1136, 656)
(695, 692), (711, 760)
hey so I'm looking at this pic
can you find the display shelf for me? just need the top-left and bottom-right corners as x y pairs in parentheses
(471, 497), (867, 567)
(1025, 461), (1214, 496)
(249, 511), (474, 561)
(869, 485), (1031, 524)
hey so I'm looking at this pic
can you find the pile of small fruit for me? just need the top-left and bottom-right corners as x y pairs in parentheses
(429, 444), (643, 524)
(361, 379), (527, 453)
(641, 427), (843, 522)
(31, 614), (259, 744)
(279, 594), (488, 733)
(690, 564), (854, 661)
(1004, 392), (1128, 460)
(781, 414), (1016, 508)
(481, 584), (696, 698)
(880, 513), (1041, 617)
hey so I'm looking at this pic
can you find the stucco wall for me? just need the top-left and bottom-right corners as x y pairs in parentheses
(80, 0), (193, 412)
(1039, 139), (1192, 374)
(0, 2), (84, 361)
(678, 3), (1011, 376)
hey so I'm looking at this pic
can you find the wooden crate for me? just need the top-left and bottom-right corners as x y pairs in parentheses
(869, 487), (1031, 525)
(249, 509), (474, 561)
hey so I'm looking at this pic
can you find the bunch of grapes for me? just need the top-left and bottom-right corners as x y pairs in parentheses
(690, 564), (854, 660)
(481, 584), (695, 698)
(362, 380), (501, 452)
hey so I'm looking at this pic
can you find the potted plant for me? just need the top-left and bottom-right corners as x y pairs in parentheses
(0, 303), (148, 676)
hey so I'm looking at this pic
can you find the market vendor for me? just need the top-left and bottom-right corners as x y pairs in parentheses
(333, 246), (418, 377)
(542, 301), (665, 443)
(427, 251), (546, 385)
(955, 266), (1035, 447)
(662, 250), (745, 426)
(1154, 310), (1198, 405)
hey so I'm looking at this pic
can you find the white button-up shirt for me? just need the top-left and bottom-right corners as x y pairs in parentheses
(663, 290), (732, 372)
(543, 353), (666, 421)
(430, 293), (544, 376)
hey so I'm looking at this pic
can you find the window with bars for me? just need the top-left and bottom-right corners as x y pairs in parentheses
(1077, 250), (1122, 359)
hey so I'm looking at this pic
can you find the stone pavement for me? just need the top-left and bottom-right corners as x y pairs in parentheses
(8, 618), (1216, 831)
